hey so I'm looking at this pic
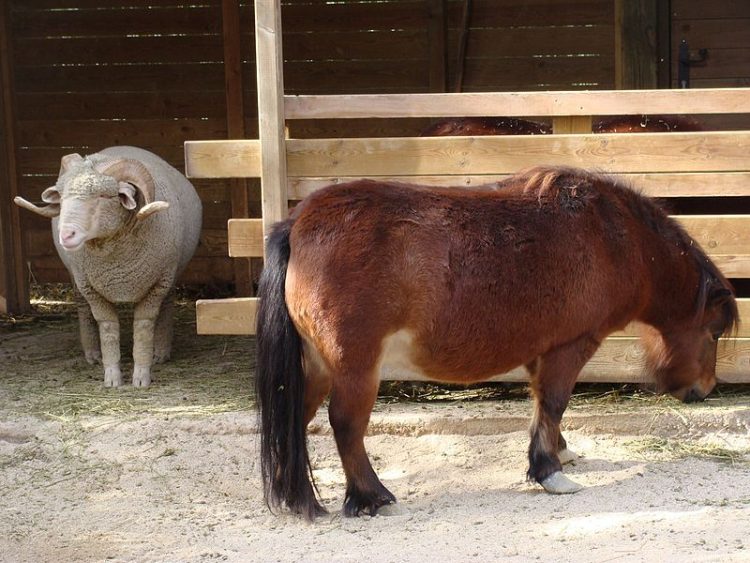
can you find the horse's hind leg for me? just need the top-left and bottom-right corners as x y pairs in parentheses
(329, 369), (396, 516)
(527, 358), (576, 465)
(528, 335), (599, 493)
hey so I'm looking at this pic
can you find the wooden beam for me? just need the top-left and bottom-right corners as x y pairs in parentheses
(228, 218), (264, 258)
(0, 1), (28, 314)
(254, 0), (289, 239)
(184, 139), (261, 178)
(552, 116), (592, 134)
(222, 0), (252, 296)
(284, 132), (750, 177)
(283, 88), (750, 120)
(223, 215), (750, 278)
(288, 172), (750, 200)
(185, 132), (750, 179)
(197, 298), (750, 339)
(615, 0), (658, 89)
(195, 298), (750, 383)
(196, 297), (258, 335)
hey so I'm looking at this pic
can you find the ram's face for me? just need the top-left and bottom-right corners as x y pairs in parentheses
(48, 170), (138, 252)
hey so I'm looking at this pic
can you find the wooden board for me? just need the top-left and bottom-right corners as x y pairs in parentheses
(284, 89), (750, 120)
(225, 215), (750, 278)
(186, 132), (750, 179)
(288, 172), (750, 200)
(195, 297), (750, 383)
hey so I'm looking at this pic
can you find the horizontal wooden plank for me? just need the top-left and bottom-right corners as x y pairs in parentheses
(672, 0), (750, 19)
(284, 88), (750, 119)
(184, 140), (261, 179)
(195, 299), (750, 383)
(186, 132), (750, 179)
(288, 172), (750, 200)
(672, 19), (750, 50)
(196, 297), (258, 335)
(285, 132), (750, 176)
(223, 215), (750, 278)
(227, 219), (264, 258)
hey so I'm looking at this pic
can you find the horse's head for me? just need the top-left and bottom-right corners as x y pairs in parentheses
(642, 282), (738, 403)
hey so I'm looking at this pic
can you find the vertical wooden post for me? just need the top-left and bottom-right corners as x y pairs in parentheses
(552, 116), (592, 134)
(428, 0), (447, 92)
(222, 0), (253, 295)
(254, 0), (289, 240)
(615, 0), (658, 89)
(0, 0), (28, 314)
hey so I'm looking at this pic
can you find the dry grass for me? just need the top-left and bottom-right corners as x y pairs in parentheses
(626, 436), (750, 464)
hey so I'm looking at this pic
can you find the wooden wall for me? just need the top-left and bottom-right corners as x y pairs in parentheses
(672, 0), (750, 88)
(4, 0), (750, 303)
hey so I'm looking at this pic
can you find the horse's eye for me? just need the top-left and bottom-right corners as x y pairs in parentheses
(712, 331), (723, 342)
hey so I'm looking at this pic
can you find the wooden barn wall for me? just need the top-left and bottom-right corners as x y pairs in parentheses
(671, 0), (750, 89)
(8, 0), (618, 290)
(13, 1), (750, 292)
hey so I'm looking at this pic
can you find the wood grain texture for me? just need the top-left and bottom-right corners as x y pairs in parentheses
(195, 298), (750, 383)
(284, 89), (750, 119)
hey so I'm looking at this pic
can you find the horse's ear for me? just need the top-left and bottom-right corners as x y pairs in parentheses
(708, 287), (733, 306)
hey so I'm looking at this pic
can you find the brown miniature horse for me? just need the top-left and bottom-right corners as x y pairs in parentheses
(255, 167), (738, 520)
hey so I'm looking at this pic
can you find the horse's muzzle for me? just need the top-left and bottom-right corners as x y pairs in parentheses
(680, 387), (708, 404)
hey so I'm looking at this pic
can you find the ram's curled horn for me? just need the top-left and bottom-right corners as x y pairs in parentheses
(100, 158), (169, 220)
(59, 153), (84, 175)
(13, 196), (60, 218)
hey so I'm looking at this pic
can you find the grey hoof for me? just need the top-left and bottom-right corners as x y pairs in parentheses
(558, 448), (579, 465)
(541, 471), (583, 494)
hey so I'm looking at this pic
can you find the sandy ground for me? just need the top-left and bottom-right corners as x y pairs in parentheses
(2, 301), (750, 562)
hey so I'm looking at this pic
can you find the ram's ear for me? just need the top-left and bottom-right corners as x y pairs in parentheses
(41, 186), (61, 204)
(118, 182), (138, 210)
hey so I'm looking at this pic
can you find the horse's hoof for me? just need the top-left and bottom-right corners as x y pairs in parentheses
(558, 448), (579, 465)
(541, 471), (583, 494)
(376, 503), (409, 517)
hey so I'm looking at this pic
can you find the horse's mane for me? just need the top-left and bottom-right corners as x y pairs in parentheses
(517, 166), (740, 334)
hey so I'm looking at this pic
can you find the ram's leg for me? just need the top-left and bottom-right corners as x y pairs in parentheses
(78, 286), (121, 387)
(74, 283), (101, 364)
(153, 291), (174, 364)
(132, 280), (172, 387)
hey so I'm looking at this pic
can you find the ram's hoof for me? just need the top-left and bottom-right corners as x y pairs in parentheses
(540, 471), (583, 494)
(153, 350), (171, 364)
(558, 448), (579, 465)
(104, 366), (123, 388)
(132, 366), (152, 388)
(85, 351), (102, 365)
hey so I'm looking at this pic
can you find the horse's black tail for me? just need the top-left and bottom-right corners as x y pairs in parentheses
(255, 219), (325, 521)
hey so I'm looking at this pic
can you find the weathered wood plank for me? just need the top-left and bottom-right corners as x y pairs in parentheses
(284, 132), (750, 177)
(223, 215), (750, 279)
(284, 89), (750, 119)
(228, 219), (264, 258)
(185, 132), (750, 179)
(287, 172), (750, 200)
(194, 298), (750, 382)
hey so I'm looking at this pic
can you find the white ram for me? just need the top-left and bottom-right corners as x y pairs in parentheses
(15, 146), (202, 387)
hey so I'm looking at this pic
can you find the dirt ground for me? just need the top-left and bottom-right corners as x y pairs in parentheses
(1, 295), (750, 563)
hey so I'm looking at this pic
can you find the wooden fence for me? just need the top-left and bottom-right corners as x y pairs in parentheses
(185, 1), (750, 384)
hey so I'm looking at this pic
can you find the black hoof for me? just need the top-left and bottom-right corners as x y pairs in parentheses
(342, 487), (397, 517)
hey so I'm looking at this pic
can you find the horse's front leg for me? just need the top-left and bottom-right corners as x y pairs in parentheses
(527, 334), (600, 493)
(329, 367), (396, 517)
